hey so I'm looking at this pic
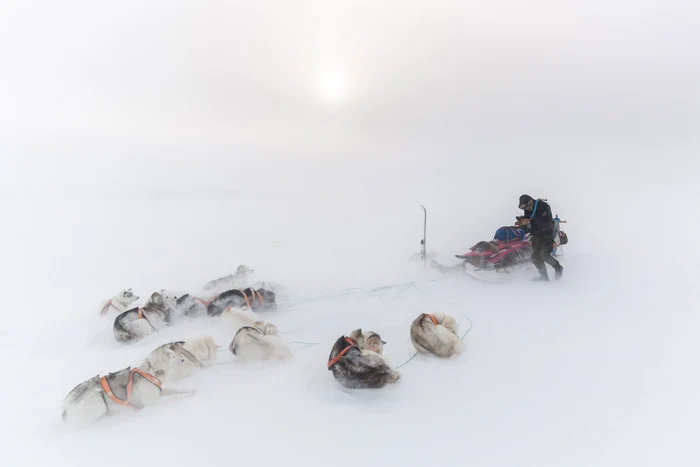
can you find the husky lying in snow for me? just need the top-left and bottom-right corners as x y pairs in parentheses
(100, 289), (139, 316)
(153, 336), (219, 381)
(327, 336), (400, 389)
(229, 321), (291, 361)
(349, 329), (387, 355)
(204, 265), (254, 292)
(410, 313), (462, 358)
(61, 340), (204, 426)
(175, 294), (209, 318)
(113, 290), (179, 343)
(207, 288), (277, 317)
(204, 265), (278, 296)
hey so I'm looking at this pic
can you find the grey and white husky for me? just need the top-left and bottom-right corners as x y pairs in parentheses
(409, 313), (462, 358)
(207, 288), (277, 317)
(175, 294), (209, 319)
(203, 265), (254, 292)
(162, 336), (220, 380)
(229, 321), (291, 362)
(100, 289), (139, 316)
(113, 290), (178, 343)
(327, 336), (400, 389)
(349, 329), (387, 355)
(61, 341), (197, 427)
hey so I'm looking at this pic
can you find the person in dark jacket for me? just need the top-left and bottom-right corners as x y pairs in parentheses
(517, 194), (563, 281)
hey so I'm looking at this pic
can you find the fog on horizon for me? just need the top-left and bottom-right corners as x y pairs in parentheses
(1, 1), (697, 182)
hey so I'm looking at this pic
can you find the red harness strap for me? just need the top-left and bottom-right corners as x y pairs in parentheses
(423, 313), (439, 325)
(100, 300), (115, 316)
(99, 368), (162, 409)
(327, 337), (359, 369)
(196, 292), (221, 307)
(252, 289), (264, 307)
(240, 289), (265, 309)
(240, 291), (251, 308)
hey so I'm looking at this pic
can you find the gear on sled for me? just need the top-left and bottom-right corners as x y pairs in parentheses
(455, 226), (533, 271)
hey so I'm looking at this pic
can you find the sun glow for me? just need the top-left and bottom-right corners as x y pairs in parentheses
(317, 66), (349, 105)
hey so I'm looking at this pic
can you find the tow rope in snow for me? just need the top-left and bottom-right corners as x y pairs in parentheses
(277, 281), (421, 311)
(393, 313), (473, 370)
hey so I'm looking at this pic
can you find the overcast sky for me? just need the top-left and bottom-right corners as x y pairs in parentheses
(0, 1), (698, 184)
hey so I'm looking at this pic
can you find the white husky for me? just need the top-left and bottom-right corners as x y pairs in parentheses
(204, 265), (254, 293)
(203, 265), (279, 298)
(409, 313), (462, 358)
(160, 336), (220, 381)
(61, 339), (209, 427)
(229, 321), (291, 362)
(100, 289), (139, 316)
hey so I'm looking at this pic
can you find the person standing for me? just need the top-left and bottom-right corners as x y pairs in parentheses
(517, 194), (563, 281)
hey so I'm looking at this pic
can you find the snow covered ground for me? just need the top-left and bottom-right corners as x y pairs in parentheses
(1, 158), (698, 467)
(1, 2), (699, 466)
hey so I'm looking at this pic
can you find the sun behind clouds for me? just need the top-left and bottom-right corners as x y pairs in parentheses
(316, 65), (349, 106)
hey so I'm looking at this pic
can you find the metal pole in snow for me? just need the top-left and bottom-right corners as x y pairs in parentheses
(420, 205), (427, 266)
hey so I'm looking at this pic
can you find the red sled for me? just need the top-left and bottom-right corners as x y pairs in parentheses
(455, 238), (533, 271)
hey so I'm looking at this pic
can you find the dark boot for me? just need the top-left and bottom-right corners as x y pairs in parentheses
(554, 265), (563, 280)
(533, 271), (549, 282)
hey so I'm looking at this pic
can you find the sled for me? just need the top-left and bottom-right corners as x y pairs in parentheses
(429, 226), (535, 281)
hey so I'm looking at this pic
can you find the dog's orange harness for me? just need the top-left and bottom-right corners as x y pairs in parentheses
(99, 368), (162, 409)
(194, 290), (263, 309)
(423, 313), (439, 325)
(327, 337), (359, 369)
(100, 300), (116, 316)
(241, 289), (264, 309)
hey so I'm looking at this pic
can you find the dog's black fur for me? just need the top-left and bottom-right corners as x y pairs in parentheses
(207, 288), (277, 317)
(327, 336), (399, 389)
(176, 294), (207, 318)
(113, 292), (175, 343)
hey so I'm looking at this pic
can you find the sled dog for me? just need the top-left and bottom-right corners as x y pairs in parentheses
(409, 313), (462, 358)
(61, 342), (195, 426)
(100, 289), (139, 315)
(113, 290), (178, 343)
(229, 321), (291, 361)
(327, 336), (399, 389)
